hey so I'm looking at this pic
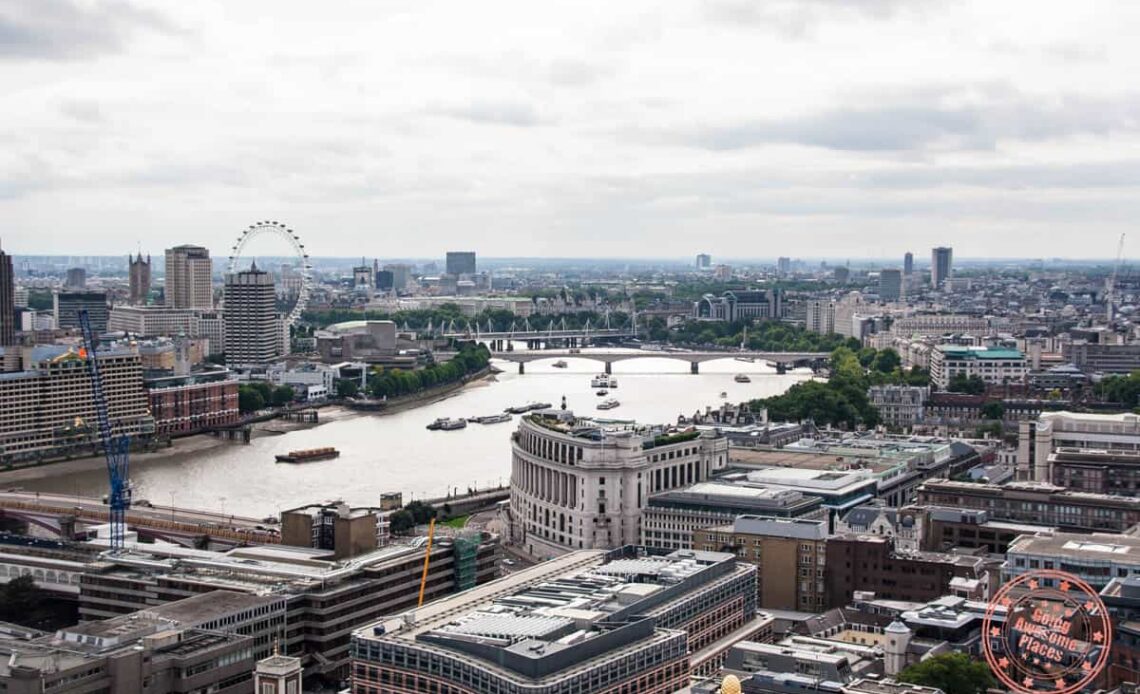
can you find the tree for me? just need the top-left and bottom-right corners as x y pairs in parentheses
(980, 401), (1005, 420)
(872, 349), (901, 374)
(0, 575), (45, 623)
(389, 509), (414, 534)
(948, 374), (986, 395)
(238, 386), (265, 413)
(897, 652), (995, 694)
(335, 380), (359, 398)
(270, 385), (295, 406)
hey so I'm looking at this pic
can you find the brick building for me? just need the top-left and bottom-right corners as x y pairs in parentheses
(144, 370), (239, 436)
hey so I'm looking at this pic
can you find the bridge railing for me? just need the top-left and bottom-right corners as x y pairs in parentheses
(0, 499), (280, 545)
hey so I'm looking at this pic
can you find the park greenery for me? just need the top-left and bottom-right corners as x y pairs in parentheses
(237, 382), (295, 413)
(947, 373), (987, 395)
(897, 652), (996, 694)
(749, 346), (928, 429)
(1096, 370), (1140, 406)
(364, 342), (490, 399)
(389, 500), (438, 534)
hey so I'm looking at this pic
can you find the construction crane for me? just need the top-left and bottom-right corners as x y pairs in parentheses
(78, 309), (131, 552)
(417, 518), (436, 607)
(1107, 233), (1127, 323)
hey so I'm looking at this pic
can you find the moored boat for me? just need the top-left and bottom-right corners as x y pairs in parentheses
(427, 417), (468, 431)
(469, 413), (513, 424)
(590, 374), (618, 388)
(275, 447), (340, 464)
(597, 398), (620, 410)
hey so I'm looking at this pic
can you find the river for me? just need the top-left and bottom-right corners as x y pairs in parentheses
(16, 352), (812, 518)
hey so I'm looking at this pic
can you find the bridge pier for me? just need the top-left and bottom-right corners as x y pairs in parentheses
(690, 361), (699, 374)
(776, 362), (787, 375)
(518, 362), (525, 375)
(604, 362), (612, 375)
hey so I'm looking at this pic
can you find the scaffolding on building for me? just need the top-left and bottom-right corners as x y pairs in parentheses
(452, 533), (480, 592)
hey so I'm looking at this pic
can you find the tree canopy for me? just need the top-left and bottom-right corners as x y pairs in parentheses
(897, 652), (996, 694)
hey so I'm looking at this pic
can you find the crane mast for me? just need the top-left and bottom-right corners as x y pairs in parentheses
(78, 309), (131, 552)
(1107, 233), (1126, 323)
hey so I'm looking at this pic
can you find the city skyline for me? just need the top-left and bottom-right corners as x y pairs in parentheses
(2, 1), (1139, 258)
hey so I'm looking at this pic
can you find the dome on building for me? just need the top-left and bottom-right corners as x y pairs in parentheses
(721, 675), (742, 694)
(885, 620), (911, 634)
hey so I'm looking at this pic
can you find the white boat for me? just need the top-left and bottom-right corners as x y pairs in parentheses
(468, 413), (512, 424)
(590, 374), (618, 388)
(427, 417), (467, 431)
(552, 360), (568, 368)
(734, 356), (755, 363)
(734, 374), (751, 383)
(597, 399), (620, 410)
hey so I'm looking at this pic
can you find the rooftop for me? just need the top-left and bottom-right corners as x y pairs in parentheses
(1008, 531), (1140, 562)
(936, 346), (1024, 360)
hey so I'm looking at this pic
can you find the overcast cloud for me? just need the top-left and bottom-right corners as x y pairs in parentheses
(1, 0), (1138, 259)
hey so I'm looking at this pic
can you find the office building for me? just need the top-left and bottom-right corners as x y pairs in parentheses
(164, 245), (213, 309)
(903, 251), (914, 276)
(693, 515), (828, 612)
(1043, 448), (1140, 495)
(281, 502), (388, 559)
(916, 478), (1140, 533)
(0, 591), (269, 693)
(805, 299), (835, 335)
(696, 253), (712, 269)
(508, 409), (728, 558)
(833, 266), (850, 284)
(777, 257), (791, 275)
(445, 251), (476, 276)
(867, 385), (928, 427)
(0, 345), (153, 462)
(223, 263), (278, 368)
(0, 243), (13, 345)
(382, 263), (412, 291)
(1065, 342), (1140, 375)
(350, 547), (757, 694)
(909, 506), (1052, 555)
(928, 345), (1026, 389)
(1004, 531), (1140, 589)
(255, 652), (303, 694)
(65, 267), (86, 289)
(1018, 411), (1140, 481)
(825, 534), (989, 608)
(878, 268), (902, 301)
(107, 306), (202, 338)
(930, 247), (952, 289)
(53, 291), (109, 333)
(643, 482), (826, 552)
(144, 369), (239, 436)
(694, 290), (783, 322)
(889, 314), (990, 337)
(78, 535), (500, 679)
(374, 269), (394, 291)
(128, 252), (151, 304)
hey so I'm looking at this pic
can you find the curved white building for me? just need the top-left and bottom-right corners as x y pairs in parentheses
(508, 409), (729, 558)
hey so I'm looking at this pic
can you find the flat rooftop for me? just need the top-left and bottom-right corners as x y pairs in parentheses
(1008, 532), (1140, 561)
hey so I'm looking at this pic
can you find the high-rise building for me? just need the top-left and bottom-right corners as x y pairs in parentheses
(445, 251), (476, 276)
(696, 253), (711, 269)
(164, 245), (213, 309)
(352, 259), (373, 289)
(931, 247), (952, 289)
(777, 257), (791, 275)
(382, 263), (411, 291)
(224, 263), (278, 368)
(128, 252), (151, 304)
(0, 244), (13, 346)
(65, 267), (87, 289)
(879, 268), (902, 301)
(833, 266), (850, 284)
(903, 251), (914, 276)
(54, 291), (109, 333)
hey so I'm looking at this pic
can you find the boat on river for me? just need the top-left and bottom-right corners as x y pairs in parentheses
(597, 399), (620, 410)
(734, 374), (752, 383)
(596, 389), (609, 396)
(275, 447), (340, 463)
(552, 360), (568, 368)
(590, 374), (618, 388)
(505, 402), (552, 414)
(427, 417), (467, 431)
(468, 413), (512, 424)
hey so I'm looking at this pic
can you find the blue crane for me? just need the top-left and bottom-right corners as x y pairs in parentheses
(78, 309), (131, 552)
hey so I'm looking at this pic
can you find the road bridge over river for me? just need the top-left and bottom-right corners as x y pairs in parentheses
(442, 349), (831, 374)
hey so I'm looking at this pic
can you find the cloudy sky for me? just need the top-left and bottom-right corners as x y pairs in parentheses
(2, 0), (1138, 260)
